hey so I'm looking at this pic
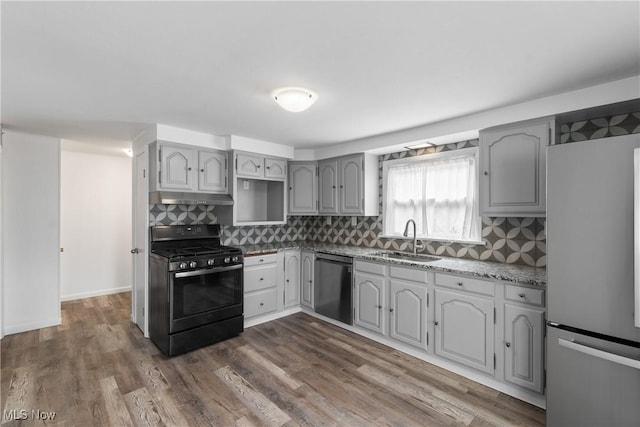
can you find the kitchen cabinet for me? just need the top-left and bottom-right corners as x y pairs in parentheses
(226, 151), (287, 226)
(434, 273), (495, 375)
(284, 250), (300, 308)
(244, 254), (279, 320)
(318, 153), (379, 216)
(300, 251), (314, 308)
(479, 118), (553, 217)
(149, 141), (228, 193)
(388, 266), (429, 351)
(236, 152), (287, 180)
(288, 162), (318, 214)
(354, 261), (429, 351)
(353, 262), (387, 335)
(503, 285), (545, 393)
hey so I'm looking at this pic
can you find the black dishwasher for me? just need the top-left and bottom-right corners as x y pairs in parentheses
(314, 253), (353, 325)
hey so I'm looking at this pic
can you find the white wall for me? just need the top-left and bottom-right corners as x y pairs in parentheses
(60, 147), (132, 301)
(2, 130), (61, 334)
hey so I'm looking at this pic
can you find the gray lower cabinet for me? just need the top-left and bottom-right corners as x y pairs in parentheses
(284, 250), (300, 308)
(353, 270), (386, 335)
(503, 285), (545, 393)
(300, 251), (314, 308)
(434, 288), (495, 375)
(244, 254), (279, 319)
(354, 261), (429, 351)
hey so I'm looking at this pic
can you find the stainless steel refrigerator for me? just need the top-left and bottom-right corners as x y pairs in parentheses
(546, 133), (640, 426)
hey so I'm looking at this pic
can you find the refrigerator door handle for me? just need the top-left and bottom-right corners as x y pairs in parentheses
(558, 338), (640, 370)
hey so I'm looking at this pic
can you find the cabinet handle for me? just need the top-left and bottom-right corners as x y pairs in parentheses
(484, 171), (488, 176)
(434, 321), (439, 326)
(457, 282), (463, 286)
(506, 342), (511, 348)
(518, 293), (526, 298)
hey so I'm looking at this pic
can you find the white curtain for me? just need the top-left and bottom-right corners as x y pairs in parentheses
(385, 151), (480, 242)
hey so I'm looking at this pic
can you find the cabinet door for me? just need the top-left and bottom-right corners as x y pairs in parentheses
(354, 272), (386, 335)
(339, 154), (364, 214)
(389, 279), (428, 350)
(284, 251), (300, 308)
(264, 158), (287, 180)
(504, 304), (544, 393)
(434, 289), (494, 374)
(160, 145), (195, 190)
(300, 251), (314, 308)
(198, 150), (227, 193)
(480, 120), (549, 216)
(236, 153), (263, 178)
(289, 163), (318, 214)
(318, 159), (339, 214)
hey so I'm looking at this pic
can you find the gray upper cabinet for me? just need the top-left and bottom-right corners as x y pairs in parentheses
(479, 118), (553, 217)
(318, 153), (379, 216)
(264, 158), (287, 180)
(318, 159), (339, 214)
(289, 162), (318, 214)
(236, 152), (264, 178)
(150, 141), (228, 194)
(198, 149), (228, 193)
(339, 154), (364, 214)
(160, 144), (195, 190)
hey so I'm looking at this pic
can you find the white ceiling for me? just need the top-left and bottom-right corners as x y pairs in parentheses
(2, 1), (639, 151)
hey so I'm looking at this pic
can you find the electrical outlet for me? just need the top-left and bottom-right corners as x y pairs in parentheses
(351, 216), (357, 226)
(326, 216), (332, 226)
(243, 180), (250, 190)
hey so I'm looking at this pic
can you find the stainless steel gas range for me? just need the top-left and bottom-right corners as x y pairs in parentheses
(149, 224), (243, 356)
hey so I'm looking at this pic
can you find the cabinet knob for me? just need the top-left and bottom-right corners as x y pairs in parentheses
(259, 277), (264, 281)
(309, 280), (312, 283)
(506, 342), (511, 348)
(286, 279), (290, 283)
(289, 187), (292, 190)
(518, 293), (526, 298)
(259, 259), (264, 262)
(188, 167), (192, 171)
(260, 302), (264, 306)
(257, 165), (261, 168)
(389, 308), (394, 313)
(457, 282), (463, 286)
(266, 166), (270, 170)
(377, 305), (382, 309)
(434, 321), (439, 326)
(340, 185), (344, 189)
(484, 171), (488, 176)
(332, 185), (336, 189)
(200, 169), (204, 172)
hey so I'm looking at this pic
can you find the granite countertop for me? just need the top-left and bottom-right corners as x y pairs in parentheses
(237, 241), (546, 287)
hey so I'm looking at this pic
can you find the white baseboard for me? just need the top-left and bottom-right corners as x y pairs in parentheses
(61, 286), (131, 302)
(3, 317), (62, 336)
(244, 307), (302, 329)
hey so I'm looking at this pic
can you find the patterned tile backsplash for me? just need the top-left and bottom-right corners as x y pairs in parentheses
(149, 110), (640, 268)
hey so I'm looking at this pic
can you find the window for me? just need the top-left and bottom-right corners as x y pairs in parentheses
(383, 147), (482, 243)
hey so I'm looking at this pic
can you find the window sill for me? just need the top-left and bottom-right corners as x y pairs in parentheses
(378, 234), (486, 246)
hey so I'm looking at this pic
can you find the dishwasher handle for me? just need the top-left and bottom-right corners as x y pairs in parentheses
(315, 252), (353, 264)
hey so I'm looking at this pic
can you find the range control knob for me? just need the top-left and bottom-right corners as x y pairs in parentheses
(232, 256), (240, 263)
(179, 262), (188, 270)
(207, 259), (215, 266)
(189, 261), (197, 269)
(224, 257), (231, 264)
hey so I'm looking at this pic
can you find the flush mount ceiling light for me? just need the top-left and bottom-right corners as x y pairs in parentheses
(272, 87), (317, 112)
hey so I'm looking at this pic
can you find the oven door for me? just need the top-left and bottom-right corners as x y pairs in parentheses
(169, 264), (243, 333)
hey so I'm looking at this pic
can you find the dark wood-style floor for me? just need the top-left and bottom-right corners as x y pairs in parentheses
(1, 292), (545, 426)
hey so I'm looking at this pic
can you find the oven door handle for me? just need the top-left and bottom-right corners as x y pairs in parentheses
(174, 264), (243, 278)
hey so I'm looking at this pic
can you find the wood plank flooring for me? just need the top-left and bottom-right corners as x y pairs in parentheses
(1, 292), (545, 426)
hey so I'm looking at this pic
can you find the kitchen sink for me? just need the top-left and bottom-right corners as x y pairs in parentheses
(370, 251), (441, 263)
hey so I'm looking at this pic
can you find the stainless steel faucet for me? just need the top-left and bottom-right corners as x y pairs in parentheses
(403, 219), (425, 254)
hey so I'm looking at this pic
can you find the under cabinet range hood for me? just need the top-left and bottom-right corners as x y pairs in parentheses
(149, 191), (233, 206)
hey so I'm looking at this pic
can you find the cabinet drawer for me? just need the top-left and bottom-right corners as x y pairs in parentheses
(355, 260), (386, 276)
(389, 266), (428, 284)
(245, 288), (278, 319)
(435, 273), (494, 296)
(505, 285), (545, 307)
(244, 264), (277, 292)
(244, 253), (277, 267)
